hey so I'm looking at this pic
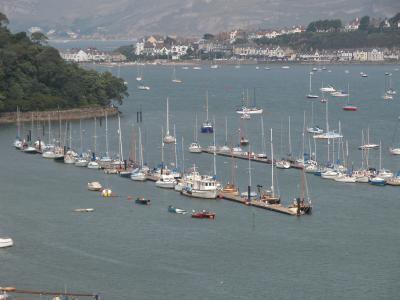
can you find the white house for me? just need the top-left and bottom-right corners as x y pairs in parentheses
(353, 50), (368, 61)
(367, 49), (384, 61)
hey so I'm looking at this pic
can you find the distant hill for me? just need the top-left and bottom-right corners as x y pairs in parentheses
(1, 0), (400, 37)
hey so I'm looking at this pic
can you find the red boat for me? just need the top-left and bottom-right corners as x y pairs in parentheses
(342, 105), (358, 111)
(191, 210), (216, 219)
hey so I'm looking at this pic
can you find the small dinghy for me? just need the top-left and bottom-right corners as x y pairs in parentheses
(74, 208), (95, 213)
(135, 197), (151, 205)
(168, 205), (187, 214)
(191, 210), (216, 219)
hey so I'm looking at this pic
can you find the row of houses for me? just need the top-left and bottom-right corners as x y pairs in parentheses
(59, 48), (127, 62)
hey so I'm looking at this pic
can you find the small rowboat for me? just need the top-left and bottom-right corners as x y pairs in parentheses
(135, 197), (151, 205)
(168, 205), (187, 214)
(191, 210), (216, 219)
(342, 104), (358, 111)
(74, 208), (95, 212)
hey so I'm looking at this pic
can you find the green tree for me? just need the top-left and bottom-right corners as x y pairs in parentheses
(203, 33), (215, 40)
(359, 16), (370, 31)
(31, 32), (48, 44)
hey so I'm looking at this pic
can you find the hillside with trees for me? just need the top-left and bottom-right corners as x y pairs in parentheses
(0, 12), (128, 113)
(255, 13), (400, 50)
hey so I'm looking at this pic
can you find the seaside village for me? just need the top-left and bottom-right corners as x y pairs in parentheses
(58, 17), (400, 63)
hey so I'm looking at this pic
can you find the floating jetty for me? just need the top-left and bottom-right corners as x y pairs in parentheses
(219, 192), (298, 216)
(201, 149), (304, 169)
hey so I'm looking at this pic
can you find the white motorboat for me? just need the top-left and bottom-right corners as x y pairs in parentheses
(87, 181), (102, 191)
(382, 93), (393, 100)
(42, 150), (56, 158)
(307, 126), (324, 134)
(0, 237), (13, 248)
(321, 170), (340, 179)
(389, 147), (400, 155)
(275, 160), (291, 169)
(74, 208), (95, 212)
(22, 146), (37, 154)
(155, 174), (176, 189)
(331, 91), (348, 97)
(320, 85), (336, 93)
(130, 170), (147, 181)
(137, 85), (150, 90)
(358, 144), (380, 150)
(87, 161), (100, 169)
(334, 174), (357, 183)
(75, 158), (89, 167)
(313, 131), (343, 139)
(189, 142), (202, 153)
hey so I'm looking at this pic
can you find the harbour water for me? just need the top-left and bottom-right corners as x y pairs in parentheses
(1, 63), (400, 299)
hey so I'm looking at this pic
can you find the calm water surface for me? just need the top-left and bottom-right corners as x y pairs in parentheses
(1, 63), (400, 299)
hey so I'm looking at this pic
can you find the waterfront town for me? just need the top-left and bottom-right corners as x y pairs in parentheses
(57, 16), (400, 63)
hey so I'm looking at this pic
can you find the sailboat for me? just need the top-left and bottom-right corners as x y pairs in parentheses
(288, 167), (313, 215)
(342, 83), (358, 111)
(171, 65), (182, 83)
(256, 116), (267, 158)
(382, 73), (394, 100)
(136, 64), (142, 81)
(334, 141), (356, 183)
(259, 129), (280, 204)
(306, 72), (319, 99)
(358, 128), (379, 150)
(389, 116), (400, 155)
(131, 127), (147, 181)
(13, 106), (23, 149)
(163, 97), (176, 144)
(200, 90), (213, 133)
(189, 114), (202, 153)
(236, 89), (263, 115)
(276, 117), (291, 169)
(386, 73), (396, 95)
(307, 102), (324, 134)
(313, 100), (343, 140)
(87, 117), (100, 169)
(220, 117), (231, 152)
(241, 147), (257, 201)
(239, 117), (249, 146)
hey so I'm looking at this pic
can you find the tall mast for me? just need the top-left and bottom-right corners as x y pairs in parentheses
(48, 114), (51, 144)
(194, 114), (198, 141)
(270, 128), (274, 197)
(302, 111), (306, 161)
(166, 97), (170, 135)
(79, 119), (83, 155)
(105, 110), (109, 157)
(69, 122), (72, 149)
(173, 124), (178, 168)
(16, 106), (21, 138)
(93, 117), (97, 154)
(379, 140), (382, 170)
(206, 91), (209, 121)
(225, 116), (228, 145)
(213, 116), (216, 177)
(139, 127), (143, 168)
(161, 126), (164, 166)
(325, 100), (329, 133)
(311, 102), (314, 126)
(288, 116), (292, 157)
(118, 113), (124, 162)
(181, 136), (185, 173)
(248, 145), (252, 193)
(261, 116), (265, 154)
(309, 72), (312, 93)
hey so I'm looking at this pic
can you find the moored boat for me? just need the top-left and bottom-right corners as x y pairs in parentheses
(135, 197), (151, 205)
(191, 210), (216, 219)
(0, 237), (14, 248)
(168, 205), (187, 214)
(87, 181), (102, 191)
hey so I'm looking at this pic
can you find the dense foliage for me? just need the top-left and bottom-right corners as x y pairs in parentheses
(306, 19), (342, 32)
(0, 13), (128, 113)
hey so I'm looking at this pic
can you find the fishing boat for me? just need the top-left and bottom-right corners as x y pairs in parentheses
(168, 205), (187, 214)
(342, 84), (358, 111)
(135, 197), (151, 205)
(306, 71), (319, 99)
(0, 237), (13, 248)
(191, 210), (216, 219)
(163, 97), (176, 144)
(87, 181), (102, 191)
(201, 91), (213, 133)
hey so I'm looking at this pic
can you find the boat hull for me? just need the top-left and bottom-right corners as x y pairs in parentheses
(181, 189), (217, 199)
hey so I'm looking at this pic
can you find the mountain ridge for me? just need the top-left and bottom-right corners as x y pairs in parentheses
(1, 0), (399, 37)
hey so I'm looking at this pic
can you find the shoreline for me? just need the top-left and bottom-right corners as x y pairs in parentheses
(86, 60), (400, 67)
(0, 106), (119, 124)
